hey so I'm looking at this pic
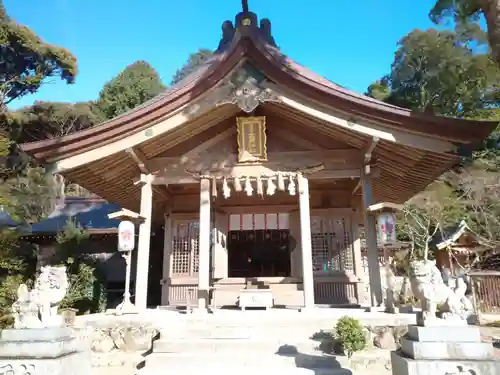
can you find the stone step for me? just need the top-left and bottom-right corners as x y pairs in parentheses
(160, 326), (333, 340)
(407, 325), (482, 342)
(154, 310), (417, 330)
(153, 338), (322, 354)
(401, 338), (495, 360)
(391, 351), (500, 374)
(145, 351), (339, 369)
(139, 362), (353, 375)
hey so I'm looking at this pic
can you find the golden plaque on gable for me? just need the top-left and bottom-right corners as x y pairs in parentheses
(236, 116), (267, 163)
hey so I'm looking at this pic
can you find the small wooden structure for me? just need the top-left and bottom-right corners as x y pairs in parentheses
(432, 220), (490, 276)
(431, 220), (500, 313)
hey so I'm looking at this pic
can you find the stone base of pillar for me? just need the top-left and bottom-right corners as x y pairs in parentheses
(0, 327), (91, 375)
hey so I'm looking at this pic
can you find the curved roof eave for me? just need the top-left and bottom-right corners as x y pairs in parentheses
(242, 38), (498, 143)
(19, 41), (247, 162)
(20, 33), (498, 163)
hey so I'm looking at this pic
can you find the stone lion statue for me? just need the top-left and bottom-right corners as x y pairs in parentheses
(12, 284), (44, 329)
(409, 259), (473, 321)
(35, 265), (69, 326)
(12, 265), (69, 328)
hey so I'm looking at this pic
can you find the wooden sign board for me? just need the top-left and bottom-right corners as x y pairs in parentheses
(236, 116), (267, 163)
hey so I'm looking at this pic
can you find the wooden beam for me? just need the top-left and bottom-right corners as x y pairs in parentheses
(268, 85), (458, 153)
(126, 147), (150, 173)
(364, 137), (380, 164)
(108, 209), (145, 223)
(183, 127), (236, 158)
(127, 149), (172, 201)
(366, 202), (403, 213)
(351, 179), (361, 196)
(269, 127), (324, 150)
(151, 166), (380, 185)
(352, 135), (379, 196)
(148, 149), (362, 174)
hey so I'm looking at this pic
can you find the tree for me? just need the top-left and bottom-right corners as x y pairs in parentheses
(430, 0), (500, 65)
(95, 61), (166, 120)
(367, 29), (499, 118)
(7, 101), (102, 144)
(454, 163), (500, 258)
(171, 49), (213, 85)
(365, 79), (391, 102)
(0, 1), (79, 327)
(51, 221), (106, 313)
(399, 181), (465, 260)
(0, 0), (77, 109)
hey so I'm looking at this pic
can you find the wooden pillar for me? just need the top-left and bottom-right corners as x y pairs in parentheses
(289, 212), (302, 278)
(361, 167), (383, 308)
(161, 213), (172, 305)
(197, 177), (211, 310)
(351, 219), (365, 305)
(213, 213), (228, 280)
(298, 175), (315, 309)
(135, 174), (153, 310)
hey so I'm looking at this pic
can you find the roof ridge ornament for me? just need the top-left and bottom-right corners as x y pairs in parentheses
(216, 2), (277, 52)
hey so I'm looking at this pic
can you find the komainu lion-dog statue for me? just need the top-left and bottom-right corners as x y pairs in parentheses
(12, 265), (68, 329)
(409, 259), (473, 321)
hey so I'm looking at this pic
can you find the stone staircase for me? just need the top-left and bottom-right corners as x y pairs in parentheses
(138, 309), (415, 375)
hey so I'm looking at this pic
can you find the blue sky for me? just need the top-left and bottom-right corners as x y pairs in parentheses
(5, 0), (441, 110)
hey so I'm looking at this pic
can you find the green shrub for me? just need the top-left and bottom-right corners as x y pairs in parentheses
(0, 229), (37, 328)
(334, 316), (366, 358)
(50, 221), (107, 314)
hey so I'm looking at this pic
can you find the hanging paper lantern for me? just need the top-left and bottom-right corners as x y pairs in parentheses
(377, 212), (397, 245)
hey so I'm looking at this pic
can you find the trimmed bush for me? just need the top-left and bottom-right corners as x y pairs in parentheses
(334, 316), (366, 358)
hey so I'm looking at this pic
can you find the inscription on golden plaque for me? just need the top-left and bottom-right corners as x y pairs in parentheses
(236, 116), (267, 163)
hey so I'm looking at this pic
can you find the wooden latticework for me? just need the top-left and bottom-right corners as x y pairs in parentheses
(310, 216), (354, 273)
(171, 220), (200, 276)
(470, 271), (500, 313)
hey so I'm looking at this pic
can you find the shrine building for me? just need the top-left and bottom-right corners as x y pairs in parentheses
(20, 5), (497, 311)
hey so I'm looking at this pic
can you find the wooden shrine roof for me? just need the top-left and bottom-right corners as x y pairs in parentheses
(18, 6), (498, 218)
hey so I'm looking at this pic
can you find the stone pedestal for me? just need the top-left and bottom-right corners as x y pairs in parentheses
(391, 318), (500, 375)
(0, 327), (91, 375)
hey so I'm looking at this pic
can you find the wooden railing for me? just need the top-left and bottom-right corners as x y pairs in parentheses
(469, 271), (500, 314)
(166, 278), (360, 306)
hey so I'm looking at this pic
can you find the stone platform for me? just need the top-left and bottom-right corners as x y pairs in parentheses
(0, 327), (91, 375)
(391, 319), (500, 375)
